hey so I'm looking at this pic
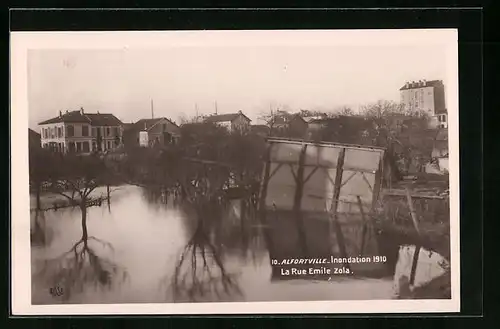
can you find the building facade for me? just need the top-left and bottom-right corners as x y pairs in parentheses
(38, 108), (123, 154)
(28, 128), (41, 150)
(122, 117), (180, 148)
(399, 79), (447, 129)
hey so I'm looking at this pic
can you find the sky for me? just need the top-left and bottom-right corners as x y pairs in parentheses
(26, 30), (454, 130)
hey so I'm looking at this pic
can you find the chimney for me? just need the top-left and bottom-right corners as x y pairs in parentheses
(65, 110), (69, 114)
(418, 80), (422, 86)
(422, 79), (427, 86)
(59, 110), (62, 117)
(80, 107), (84, 114)
(405, 81), (409, 88)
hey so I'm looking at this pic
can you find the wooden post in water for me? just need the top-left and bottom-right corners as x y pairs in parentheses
(405, 186), (421, 235)
(405, 184), (422, 288)
(329, 147), (350, 271)
(292, 144), (309, 258)
(357, 195), (368, 255)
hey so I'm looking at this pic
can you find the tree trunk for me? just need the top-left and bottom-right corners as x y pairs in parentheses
(80, 202), (88, 246)
(107, 184), (111, 205)
(35, 181), (41, 210)
(240, 198), (248, 254)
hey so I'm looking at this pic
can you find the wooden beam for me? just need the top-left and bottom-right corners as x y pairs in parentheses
(357, 196), (368, 255)
(292, 144), (309, 257)
(382, 189), (445, 200)
(258, 143), (275, 258)
(405, 186), (421, 235)
(329, 148), (350, 270)
(268, 160), (378, 174)
(267, 137), (386, 152)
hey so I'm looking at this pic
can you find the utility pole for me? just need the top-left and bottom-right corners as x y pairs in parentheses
(215, 101), (218, 115)
(151, 99), (154, 119)
(195, 103), (199, 122)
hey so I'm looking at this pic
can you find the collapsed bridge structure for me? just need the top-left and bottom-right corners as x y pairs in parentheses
(257, 137), (389, 280)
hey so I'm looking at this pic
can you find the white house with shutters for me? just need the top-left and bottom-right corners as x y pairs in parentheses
(38, 108), (123, 154)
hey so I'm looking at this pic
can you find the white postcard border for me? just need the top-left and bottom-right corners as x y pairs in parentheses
(10, 29), (460, 315)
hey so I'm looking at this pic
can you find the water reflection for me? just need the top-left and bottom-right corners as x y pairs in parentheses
(31, 184), (394, 304)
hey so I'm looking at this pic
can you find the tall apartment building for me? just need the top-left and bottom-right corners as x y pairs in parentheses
(399, 79), (448, 128)
(38, 108), (123, 154)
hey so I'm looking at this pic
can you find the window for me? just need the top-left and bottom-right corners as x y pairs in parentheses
(92, 127), (97, 137)
(58, 127), (63, 138)
(68, 142), (76, 153)
(92, 142), (97, 151)
(114, 127), (119, 136)
(82, 125), (89, 137)
(108, 141), (112, 149)
(106, 127), (110, 136)
(67, 125), (74, 137)
(76, 142), (82, 152)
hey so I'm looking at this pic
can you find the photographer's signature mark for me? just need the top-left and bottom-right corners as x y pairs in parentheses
(49, 285), (64, 297)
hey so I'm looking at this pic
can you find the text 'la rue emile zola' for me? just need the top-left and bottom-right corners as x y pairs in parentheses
(272, 255), (387, 277)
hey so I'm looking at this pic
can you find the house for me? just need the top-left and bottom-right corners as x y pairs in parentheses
(38, 108), (123, 154)
(203, 110), (251, 133)
(431, 128), (448, 158)
(122, 117), (180, 149)
(399, 79), (447, 128)
(427, 128), (449, 174)
(28, 128), (41, 150)
(270, 112), (308, 138)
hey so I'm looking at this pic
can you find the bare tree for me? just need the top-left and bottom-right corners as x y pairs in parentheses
(359, 100), (433, 174)
(336, 106), (355, 116)
(35, 154), (128, 300)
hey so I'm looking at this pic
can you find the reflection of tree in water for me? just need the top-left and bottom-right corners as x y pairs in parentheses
(35, 207), (129, 301)
(31, 210), (53, 247)
(167, 201), (243, 302)
(161, 160), (243, 302)
(33, 154), (128, 301)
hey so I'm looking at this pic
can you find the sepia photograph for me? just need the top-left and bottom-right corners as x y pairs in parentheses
(11, 29), (459, 314)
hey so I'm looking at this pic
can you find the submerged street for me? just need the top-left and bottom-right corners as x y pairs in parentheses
(31, 184), (394, 304)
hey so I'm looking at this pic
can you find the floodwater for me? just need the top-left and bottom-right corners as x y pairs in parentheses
(30, 185), (394, 304)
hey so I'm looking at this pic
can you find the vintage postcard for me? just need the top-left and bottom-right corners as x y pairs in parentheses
(11, 29), (459, 315)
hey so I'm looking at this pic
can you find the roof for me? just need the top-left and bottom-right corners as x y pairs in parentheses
(130, 117), (180, 132)
(28, 128), (40, 138)
(273, 113), (305, 125)
(38, 109), (122, 126)
(84, 113), (123, 126)
(399, 80), (443, 91)
(204, 111), (251, 123)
